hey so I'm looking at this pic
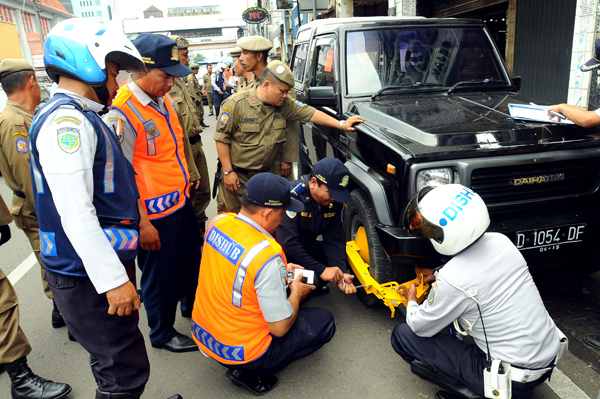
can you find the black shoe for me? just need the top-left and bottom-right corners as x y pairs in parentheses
(95, 390), (140, 398)
(67, 330), (77, 342)
(181, 310), (192, 318)
(200, 122), (210, 128)
(166, 396), (183, 399)
(225, 369), (278, 396)
(151, 332), (198, 353)
(52, 300), (66, 329)
(5, 357), (72, 399)
(584, 334), (600, 350)
(208, 113), (214, 116)
(0, 363), (5, 374)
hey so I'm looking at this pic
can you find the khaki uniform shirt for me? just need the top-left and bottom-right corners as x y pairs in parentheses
(187, 73), (202, 102)
(0, 101), (37, 219)
(202, 73), (211, 92)
(170, 77), (201, 180)
(0, 195), (12, 225)
(214, 87), (316, 171)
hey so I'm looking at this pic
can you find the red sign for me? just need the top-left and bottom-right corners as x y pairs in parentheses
(242, 7), (268, 24)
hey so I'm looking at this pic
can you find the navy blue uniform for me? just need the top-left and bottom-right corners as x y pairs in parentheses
(275, 180), (346, 285)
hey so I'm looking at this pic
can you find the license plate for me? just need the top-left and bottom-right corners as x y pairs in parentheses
(515, 224), (585, 252)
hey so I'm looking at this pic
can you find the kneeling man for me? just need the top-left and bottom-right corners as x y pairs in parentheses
(191, 173), (336, 395)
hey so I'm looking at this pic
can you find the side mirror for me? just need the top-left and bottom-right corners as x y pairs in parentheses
(306, 86), (337, 107)
(511, 76), (521, 92)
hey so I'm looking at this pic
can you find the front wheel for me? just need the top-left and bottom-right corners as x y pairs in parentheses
(343, 188), (415, 307)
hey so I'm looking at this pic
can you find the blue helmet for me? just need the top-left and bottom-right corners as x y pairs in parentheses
(44, 18), (145, 86)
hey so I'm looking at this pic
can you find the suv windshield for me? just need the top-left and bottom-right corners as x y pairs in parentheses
(346, 27), (509, 96)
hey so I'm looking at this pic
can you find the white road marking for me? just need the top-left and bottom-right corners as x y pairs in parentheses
(7, 252), (37, 285)
(547, 368), (592, 399)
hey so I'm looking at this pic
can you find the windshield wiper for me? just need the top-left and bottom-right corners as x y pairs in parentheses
(372, 83), (443, 100)
(446, 78), (505, 95)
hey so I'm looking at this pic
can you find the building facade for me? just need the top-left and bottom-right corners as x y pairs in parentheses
(0, 0), (73, 74)
(58, 0), (114, 24)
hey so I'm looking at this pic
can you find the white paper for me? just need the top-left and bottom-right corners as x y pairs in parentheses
(294, 269), (314, 285)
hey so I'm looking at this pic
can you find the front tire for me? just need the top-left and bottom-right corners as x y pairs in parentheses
(343, 188), (415, 307)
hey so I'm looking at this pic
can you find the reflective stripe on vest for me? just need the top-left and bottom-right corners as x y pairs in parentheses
(40, 231), (57, 257)
(103, 228), (138, 251)
(232, 239), (270, 307)
(111, 86), (189, 220)
(192, 319), (245, 361)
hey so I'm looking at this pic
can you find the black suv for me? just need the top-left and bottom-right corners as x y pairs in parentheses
(290, 17), (600, 304)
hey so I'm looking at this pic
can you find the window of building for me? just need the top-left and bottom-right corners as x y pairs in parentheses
(97, 10), (102, 16)
(91, 11), (94, 16)
(0, 6), (13, 23)
(22, 13), (34, 33)
(40, 17), (50, 36)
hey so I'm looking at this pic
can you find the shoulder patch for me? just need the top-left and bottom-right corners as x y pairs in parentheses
(57, 127), (81, 154)
(54, 116), (82, 125)
(286, 210), (297, 219)
(12, 131), (28, 137)
(427, 288), (435, 304)
(219, 111), (231, 125)
(276, 256), (287, 286)
(15, 138), (28, 154)
(294, 100), (305, 107)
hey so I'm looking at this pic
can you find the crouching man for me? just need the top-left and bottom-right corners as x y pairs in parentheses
(391, 184), (564, 399)
(191, 173), (336, 395)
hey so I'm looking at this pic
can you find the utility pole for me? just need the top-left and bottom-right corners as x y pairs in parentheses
(282, 8), (289, 62)
(312, 0), (317, 20)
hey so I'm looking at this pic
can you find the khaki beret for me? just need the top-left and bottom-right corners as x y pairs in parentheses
(237, 36), (273, 52)
(0, 59), (34, 80)
(190, 63), (199, 69)
(265, 60), (293, 87)
(169, 35), (189, 49)
(229, 46), (242, 58)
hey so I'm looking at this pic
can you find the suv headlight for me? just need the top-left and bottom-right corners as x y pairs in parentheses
(416, 168), (454, 191)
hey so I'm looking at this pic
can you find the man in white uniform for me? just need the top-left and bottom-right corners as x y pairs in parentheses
(391, 184), (563, 399)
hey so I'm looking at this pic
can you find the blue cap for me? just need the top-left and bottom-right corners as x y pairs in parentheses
(582, 38), (600, 72)
(132, 33), (192, 77)
(244, 173), (304, 212)
(313, 158), (352, 203)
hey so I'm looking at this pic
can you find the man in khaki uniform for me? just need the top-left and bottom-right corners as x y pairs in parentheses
(187, 63), (209, 128)
(169, 36), (211, 237)
(215, 61), (364, 213)
(0, 59), (65, 329)
(238, 35), (298, 178)
(229, 47), (253, 91)
(0, 196), (72, 399)
(202, 64), (215, 116)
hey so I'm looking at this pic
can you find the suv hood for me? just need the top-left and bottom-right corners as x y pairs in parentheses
(351, 92), (600, 157)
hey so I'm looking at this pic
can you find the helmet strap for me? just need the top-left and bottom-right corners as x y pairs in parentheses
(93, 85), (111, 108)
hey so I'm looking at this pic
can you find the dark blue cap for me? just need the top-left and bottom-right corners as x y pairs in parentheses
(132, 33), (192, 77)
(582, 38), (600, 72)
(313, 158), (352, 203)
(244, 173), (304, 212)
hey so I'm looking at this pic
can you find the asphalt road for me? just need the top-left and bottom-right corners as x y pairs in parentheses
(1, 107), (600, 399)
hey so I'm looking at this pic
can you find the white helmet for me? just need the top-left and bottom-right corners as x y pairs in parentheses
(402, 184), (490, 256)
(217, 63), (227, 73)
(44, 18), (146, 87)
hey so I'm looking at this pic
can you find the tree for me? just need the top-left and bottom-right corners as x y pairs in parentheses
(193, 54), (207, 63)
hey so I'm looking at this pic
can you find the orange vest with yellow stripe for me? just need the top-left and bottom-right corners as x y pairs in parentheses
(191, 213), (287, 364)
(111, 85), (189, 220)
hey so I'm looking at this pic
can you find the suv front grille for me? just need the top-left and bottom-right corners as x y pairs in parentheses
(470, 158), (600, 204)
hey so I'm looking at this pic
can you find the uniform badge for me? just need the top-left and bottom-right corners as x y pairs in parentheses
(171, 46), (179, 61)
(427, 288), (435, 304)
(341, 175), (349, 187)
(286, 210), (297, 219)
(294, 100), (305, 107)
(177, 38), (185, 48)
(219, 112), (231, 125)
(12, 131), (27, 137)
(57, 127), (80, 153)
(15, 138), (28, 154)
(276, 257), (287, 286)
(144, 120), (159, 137)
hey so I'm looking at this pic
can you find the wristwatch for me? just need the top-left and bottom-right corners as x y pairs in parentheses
(223, 170), (235, 175)
(339, 119), (345, 130)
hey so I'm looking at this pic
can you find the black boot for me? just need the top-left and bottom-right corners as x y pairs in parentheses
(52, 300), (66, 329)
(5, 357), (72, 399)
(95, 390), (140, 398)
(225, 369), (278, 396)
